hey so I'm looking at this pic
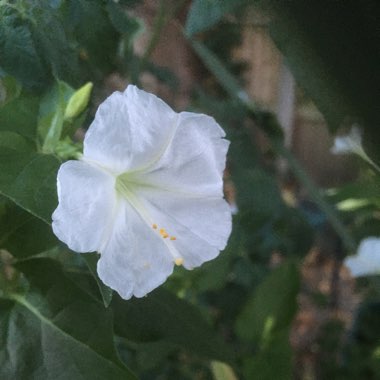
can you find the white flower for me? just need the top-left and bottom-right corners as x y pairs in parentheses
(344, 237), (380, 277)
(52, 85), (232, 299)
(331, 126), (380, 173)
(331, 125), (364, 156)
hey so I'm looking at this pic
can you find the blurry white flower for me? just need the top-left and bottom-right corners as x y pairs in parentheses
(331, 125), (380, 173)
(344, 237), (380, 277)
(331, 125), (364, 156)
(52, 85), (232, 299)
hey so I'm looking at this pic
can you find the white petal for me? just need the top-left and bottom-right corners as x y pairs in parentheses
(134, 187), (232, 269)
(97, 200), (174, 299)
(83, 86), (178, 174)
(344, 237), (380, 277)
(139, 188), (231, 249)
(331, 126), (363, 155)
(52, 160), (117, 253)
(131, 112), (229, 197)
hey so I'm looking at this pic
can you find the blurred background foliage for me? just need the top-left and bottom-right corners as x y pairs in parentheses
(0, 0), (380, 379)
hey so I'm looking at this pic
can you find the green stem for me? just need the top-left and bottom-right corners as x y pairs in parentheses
(273, 140), (356, 252)
(362, 152), (380, 175)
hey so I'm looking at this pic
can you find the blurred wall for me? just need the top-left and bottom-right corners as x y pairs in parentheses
(235, 12), (356, 187)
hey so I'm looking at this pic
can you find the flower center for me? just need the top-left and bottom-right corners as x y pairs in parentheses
(115, 173), (183, 266)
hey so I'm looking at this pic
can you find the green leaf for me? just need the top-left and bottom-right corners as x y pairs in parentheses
(185, 0), (247, 36)
(242, 329), (293, 380)
(106, 1), (142, 36)
(0, 92), (39, 140)
(30, 5), (79, 85)
(0, 132), (60, 223)
(235, 261), (299, 342)
(0, 131), (34, 152)
(0, 196), (58, 258)
(327, 179), (380, 205)
(68, 0), (119, 75)
(0, 258), (136, 379)
(122, 340), (178, 372)
(211, 361), (238, 380)
(0, 9), (46, 88)
(0, 75), (21, 106)
(38, 80), (74, 153)
(112, 288), (233, 363)
(82, 253), (113, 308)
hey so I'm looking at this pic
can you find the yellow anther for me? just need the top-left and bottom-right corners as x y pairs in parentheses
(162, 233), (169, 239)
(152, 224), (157, 229)
(174, 258), (184, 266)
(159, 228), (166, 235)
(170, 236), (176, 241)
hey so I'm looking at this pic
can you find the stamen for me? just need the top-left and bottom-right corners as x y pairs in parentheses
(115, 177), (183, 266)
(175, 258), (184, 266)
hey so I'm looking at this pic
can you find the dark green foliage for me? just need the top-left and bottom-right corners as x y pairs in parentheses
(0, 6), (46, 88)
(112, 287), (233, 363)
(0, 133), (60, 223)
(0, 196), (58, 258)
(1, 258), (136, 379)
(235, 261), (300, 342)
(0, 92), (39, 140)
(0, 0), (135, 91)
(235, 262), (299, 380)
(82, 253), (113, 308)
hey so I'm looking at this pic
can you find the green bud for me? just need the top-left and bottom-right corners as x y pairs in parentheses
(64, 82), (93, 120)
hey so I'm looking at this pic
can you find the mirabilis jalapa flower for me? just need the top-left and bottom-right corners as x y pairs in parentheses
(52, 85), (232, 299)
(344, 237), (380, 277)
(331, 125), (380, 173)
